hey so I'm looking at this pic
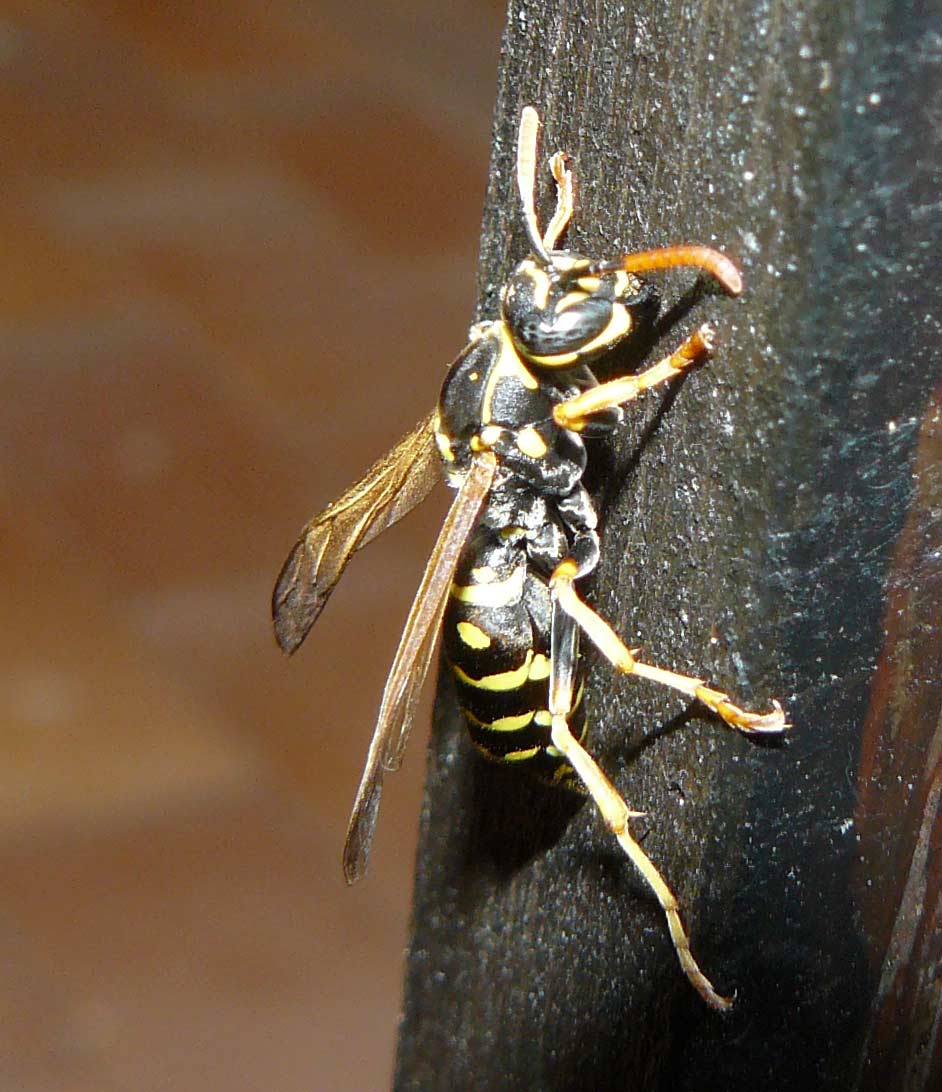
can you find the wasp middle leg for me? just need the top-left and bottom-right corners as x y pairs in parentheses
(551, 561), (786, 735)
(548, 599), (734, 1011)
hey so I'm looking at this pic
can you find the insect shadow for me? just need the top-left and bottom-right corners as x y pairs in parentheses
(466, 754), (587, 880)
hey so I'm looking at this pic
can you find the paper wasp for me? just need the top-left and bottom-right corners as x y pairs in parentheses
(272, 107), (786, 1010)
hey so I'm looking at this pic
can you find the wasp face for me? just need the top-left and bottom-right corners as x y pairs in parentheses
(501, 256), (649, 368)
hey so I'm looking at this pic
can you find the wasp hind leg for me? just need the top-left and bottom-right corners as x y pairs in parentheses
(548, 594), (734, 1012)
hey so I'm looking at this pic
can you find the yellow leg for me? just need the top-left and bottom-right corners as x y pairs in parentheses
(545, 563), (787, 1008)
(550, 563), (787, 735)
(548, 710), (733, 1011)
(553, 325), (715, 431)
(542, 151), (573, 251)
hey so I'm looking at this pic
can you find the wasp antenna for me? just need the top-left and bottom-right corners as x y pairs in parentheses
(517, 106), (552, 265)
(590, 245), (743, 296)
(542, 151), (574, 252)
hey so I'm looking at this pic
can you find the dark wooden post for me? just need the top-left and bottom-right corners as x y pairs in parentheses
(396, 1), (942, 1088)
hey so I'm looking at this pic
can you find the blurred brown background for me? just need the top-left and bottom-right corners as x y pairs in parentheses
(0, 3), (502, 1089)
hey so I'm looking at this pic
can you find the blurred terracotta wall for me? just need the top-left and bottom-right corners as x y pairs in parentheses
(0, 3), (502, 1089)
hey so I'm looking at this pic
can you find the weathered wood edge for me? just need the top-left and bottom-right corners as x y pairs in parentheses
(395, 1), (942, 1088)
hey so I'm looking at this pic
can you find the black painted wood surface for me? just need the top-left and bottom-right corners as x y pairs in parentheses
(396, 1), (942, 1088)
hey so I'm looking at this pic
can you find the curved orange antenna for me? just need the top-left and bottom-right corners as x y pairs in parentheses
(588, 245), (743, 296)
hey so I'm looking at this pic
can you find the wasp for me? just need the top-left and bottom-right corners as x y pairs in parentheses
(273, 107), (786, 1010)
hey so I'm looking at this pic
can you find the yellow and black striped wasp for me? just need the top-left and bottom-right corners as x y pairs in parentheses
(273, 106), (786, 1010)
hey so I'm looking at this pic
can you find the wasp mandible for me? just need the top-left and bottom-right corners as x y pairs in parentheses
(273, 107), (786, 1010)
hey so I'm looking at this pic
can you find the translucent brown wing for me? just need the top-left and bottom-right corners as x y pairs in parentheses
(343, 452), (497, 884)
(272, 412), (441, 655)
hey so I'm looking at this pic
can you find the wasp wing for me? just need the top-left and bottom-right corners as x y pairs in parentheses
(272, 412), (441, 655)
(343, 452), (497, 884)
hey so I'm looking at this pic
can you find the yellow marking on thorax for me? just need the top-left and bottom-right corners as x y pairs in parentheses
(452, 649), (533, 691)
(516, 426), (548, 459)
(470, 425), (504, 453)
(456, 621), (492, 650)
(470, 566), (496, 583)
(450, 564), (525, 607)
(434, 424), (455, 462)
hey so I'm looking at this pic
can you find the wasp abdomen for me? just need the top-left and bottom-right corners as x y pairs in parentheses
(443, 529), (585, 783)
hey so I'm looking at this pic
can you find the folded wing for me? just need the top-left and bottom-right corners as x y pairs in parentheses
(343, 452), (497, 883)
(272, 412), (441, 655)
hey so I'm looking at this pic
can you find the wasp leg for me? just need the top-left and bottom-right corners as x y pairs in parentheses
(548, 598), (733, 1011)
(542, 151), (574, 251)
(550, 562), (787, 735)
(553, 325), (715, 431)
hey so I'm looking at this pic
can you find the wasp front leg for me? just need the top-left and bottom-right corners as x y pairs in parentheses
(552, 325), (716, 431)
(547, 596), (734, 1012)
